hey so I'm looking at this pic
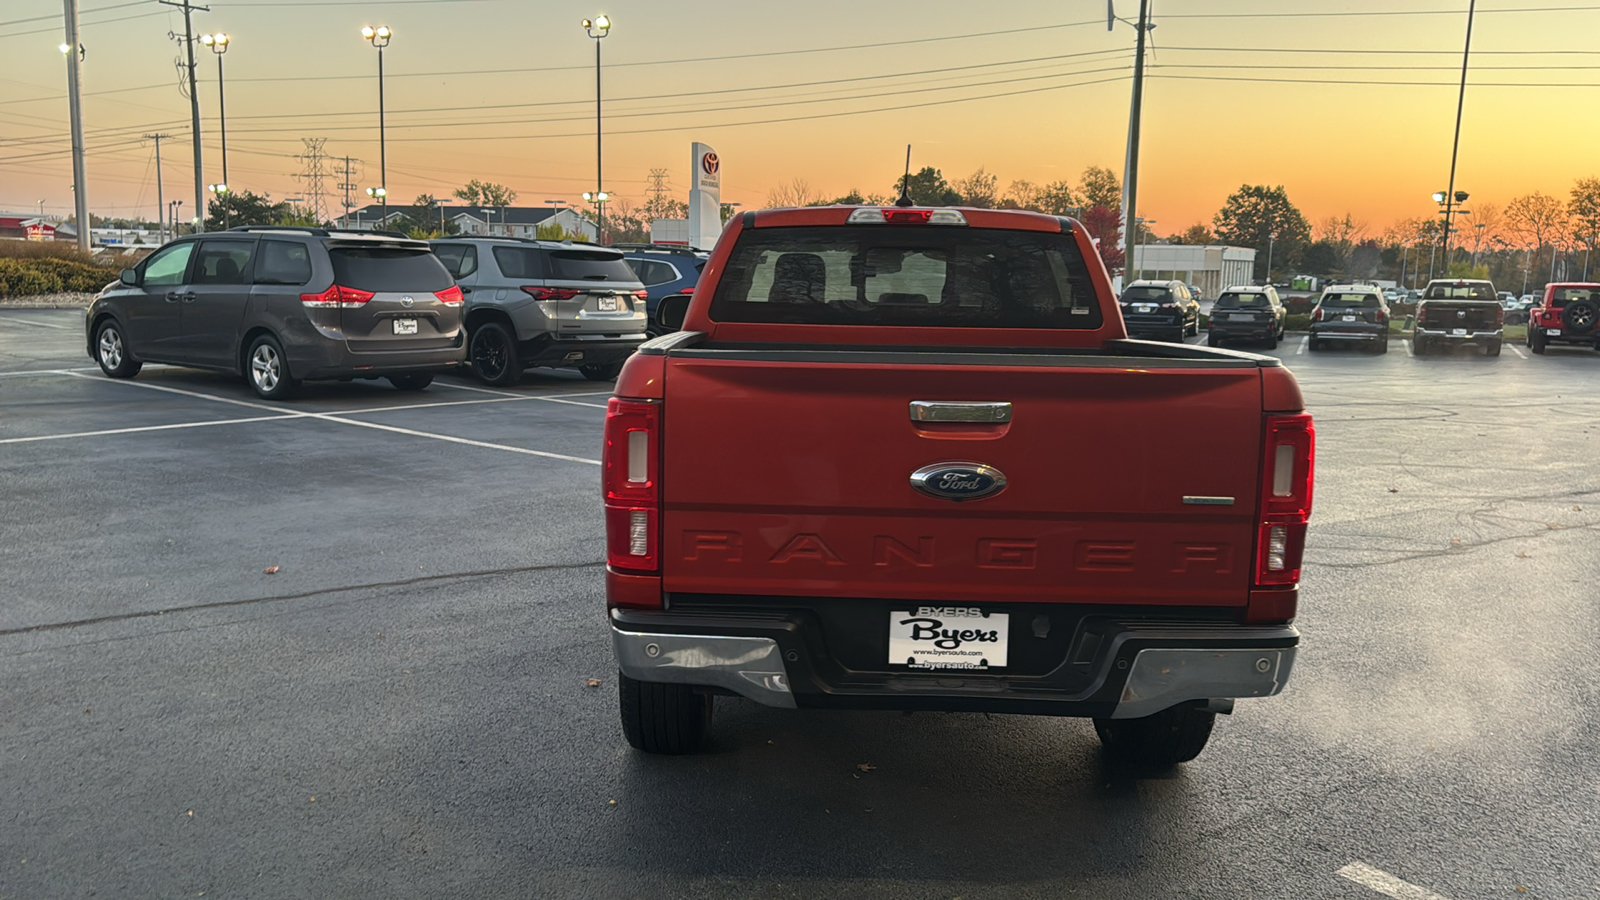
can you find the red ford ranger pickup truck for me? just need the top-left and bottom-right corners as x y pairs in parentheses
(1527, 282), (1600, 354)
(601, 205), (1314, 767)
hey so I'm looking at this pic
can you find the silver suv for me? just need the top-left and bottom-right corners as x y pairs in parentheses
(430, 238), (648, 385)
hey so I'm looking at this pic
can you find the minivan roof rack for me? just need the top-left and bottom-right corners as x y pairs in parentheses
(228, 225), (329, 236)
(611, 242), (705, 255)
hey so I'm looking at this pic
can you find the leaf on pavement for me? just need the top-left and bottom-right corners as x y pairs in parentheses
(1388, 487), (1399, 493)
(856, 763), (877, 772)
(585, 678), (601, 687)
(263, 565), (279, 575)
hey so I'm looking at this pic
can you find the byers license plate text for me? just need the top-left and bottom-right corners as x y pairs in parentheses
(888, 607), (1009, 670)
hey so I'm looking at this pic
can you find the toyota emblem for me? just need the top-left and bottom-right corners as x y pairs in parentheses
(400, 296), (415, 308)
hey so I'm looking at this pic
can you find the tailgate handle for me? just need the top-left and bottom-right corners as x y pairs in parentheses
(909, 401), (1011, 423)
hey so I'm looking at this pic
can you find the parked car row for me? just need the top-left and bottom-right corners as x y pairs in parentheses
(86, 228), (709, 400)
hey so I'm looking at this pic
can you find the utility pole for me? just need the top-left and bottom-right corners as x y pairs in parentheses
(1113, 0), (1152, 290)
(144, 133), (171, 243)
(1440, 0), (1477, 268)
(336, 155), (358, 228)
(160, 0), (208, 233)
(62, 0), (90, 251)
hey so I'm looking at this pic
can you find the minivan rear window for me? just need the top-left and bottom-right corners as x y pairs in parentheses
(708, 225), (1102, 329)
(328, 247), (452, 292)
(1320, 293), (1380, 309)
(547, 249), (638, 282)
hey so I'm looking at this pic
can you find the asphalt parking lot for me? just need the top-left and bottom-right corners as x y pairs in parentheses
(3, 307), (1598, 899)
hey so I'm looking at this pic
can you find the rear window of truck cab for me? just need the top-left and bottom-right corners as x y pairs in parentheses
(708, 225), (1102, 329)
(1424, 282), (1494, 300)
(1215, 292), (1269, 308)
(1319, 293), (1380, 309)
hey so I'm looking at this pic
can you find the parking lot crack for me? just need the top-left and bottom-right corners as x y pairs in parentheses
(0, 560), (603, 638)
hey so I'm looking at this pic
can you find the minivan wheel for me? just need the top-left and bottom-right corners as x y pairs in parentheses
(388, 373), (434, 391)
(580, 362), (624, 381)
(246, 334), (298, 400)
(1206, 332), (1223, 348)
(619, 672), (712, 755)
(95, 319), (141, 378)
(1093, 704), (1216, 767)
(469, 321), (521, 386)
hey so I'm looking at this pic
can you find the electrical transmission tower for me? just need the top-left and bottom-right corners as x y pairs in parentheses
(293, 138), (332, 223)
(646, 167), (671, 216)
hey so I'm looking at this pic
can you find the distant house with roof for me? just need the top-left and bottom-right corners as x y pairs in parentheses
(339, 204), (597, 241)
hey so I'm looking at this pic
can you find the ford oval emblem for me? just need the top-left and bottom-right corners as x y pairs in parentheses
(910, 462), (1008, 502)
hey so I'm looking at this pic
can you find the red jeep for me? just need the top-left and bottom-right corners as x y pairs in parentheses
(1527, 283), (1600, 354)
(603, 205), (1313, 767)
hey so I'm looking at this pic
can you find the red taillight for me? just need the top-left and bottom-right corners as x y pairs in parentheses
(1254, 413), (1315, 587)
(300, 285), (373, 308)
(1415, 307), (1426, 325)
(521, 286), (581, 300)
(678, 286), (694, 295)
(1495, 306), (1505, 325)
(883, 209), (933, 224)
(1312, 308), (1323, 322)
(1375, 309), (1387, 324)
(604, 397), (661, 575)
(633, 290), (649, 301)
(435, 285), (464, 306)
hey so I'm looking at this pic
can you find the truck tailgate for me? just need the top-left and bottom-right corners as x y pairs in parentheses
(660, 353), (1263, 607)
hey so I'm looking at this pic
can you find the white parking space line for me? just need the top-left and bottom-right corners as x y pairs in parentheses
(1337, 862), (1450, 900)
(1297, 336), (1309, 355)
(433, 379), (609, 408)
(1508, 343), (1528, 359)
(0, 369), (77, 379)
(0, 316), (71, 329)
(0, 414), (303, 445)
(62, 372), (601, 465)
(1403, 339), (1414, 357)
(61, 371), (289, 414)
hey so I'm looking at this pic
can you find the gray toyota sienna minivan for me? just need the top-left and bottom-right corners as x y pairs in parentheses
(86, 227), (465, 400)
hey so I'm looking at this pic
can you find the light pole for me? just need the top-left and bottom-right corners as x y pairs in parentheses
(582, 191), (608, 243)
(58, 21), (90, 252)
(1440, 0), (1477, 271)
(365, 187), (386, 230)
(169, 199), (183, 236)
(1265, 231), (1277, 285)
(361, 25), (392, 213)
(1472, 221), (1487, 267)
(1134, 216), (1155, 280)
(208, 182), (229, 228)
(1432, 189), (1469, 276)
(199, 32), (229, 187)
(582, 15), (610, 243)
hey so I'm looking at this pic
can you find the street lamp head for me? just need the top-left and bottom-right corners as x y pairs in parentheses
(1432, 191), (1447, 204)
(582, 191), (594, 201)
(363, 25), (391, 47)
(208, 183), (228, 194)
(1454, 190), (1470, 203)
(361, 25), (374, 38)
(597, 191), (609, 201)
(366, 187), (387, 198)
(58, 42), (71, 54)
(583, 15), (611, 37)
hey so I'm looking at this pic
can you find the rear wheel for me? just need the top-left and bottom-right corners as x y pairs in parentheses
(246, 334), (298, 400)
(1307, 337), (1322, 352)
(1413, 336), (1428, 356)
(469, 321), (521, 386)
(1377, 338), (1390, 354)
(1206, 332), (1223, 348)
(94, 319), (141, 378)
(619, 672), (712, 755)
(1564, 299), (1599, 335)
(580, 362), (623, 381)
(1530, 328), (1547, 354)
(1486, 339), (1502, 357)
(388, 373), (434, 391)
(1093, 704), (1216, 767)
(1263, 330), (1279, 350)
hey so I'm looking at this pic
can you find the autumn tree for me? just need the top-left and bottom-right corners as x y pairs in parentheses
(1212, 184), (1312, 282)
(953, 168), (999, 208)
(453, 179), (517, 207)
(1505, 191), (1570, 284)
(1000, 180), (1041, 211)
(1080, 206), (1124, 276)
(765, 178), (822, 208)
(1172, 223), (1214, 245)
(894, 167), (962, 206)
(1078, 165), (1121, 211)
(1569, 177), (1600, 274)
(1036, 180), (1081, 216)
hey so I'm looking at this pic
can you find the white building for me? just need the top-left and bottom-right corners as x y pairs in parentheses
(1129, 243), (1257, 299)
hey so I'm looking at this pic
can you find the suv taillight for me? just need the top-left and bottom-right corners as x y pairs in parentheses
(521, 287), (581, 300)
(604, 397), (661, 574)
(300, 285), (375, 308)
(1255, 413), (1315, 587)
(435, 285), (464, 306)
(1375, 308), (1387, 324)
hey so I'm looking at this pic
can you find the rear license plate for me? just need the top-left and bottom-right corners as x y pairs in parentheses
(596, 297), (620, 312)
(1452, 328), (1467, 336)
(1549, 328), (1562, 336)
(393, 318), (418, 335)
(888, 607), (1008, 670)
(1342, 315), (1358, 322)
(1230, 313), (1253, 321)
(1135, 304), (1154, 312)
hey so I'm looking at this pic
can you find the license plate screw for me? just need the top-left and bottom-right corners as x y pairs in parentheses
(645, 643), (660, 658)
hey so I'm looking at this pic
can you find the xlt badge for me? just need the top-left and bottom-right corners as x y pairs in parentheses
(910, 462), (1007, 502)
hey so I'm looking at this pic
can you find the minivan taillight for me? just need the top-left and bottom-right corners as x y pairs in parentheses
(435, 285), (464, 306)
(603, 397), (661, 574)
(299, 285), (374, 308)
(1255, 413), (1315, 587)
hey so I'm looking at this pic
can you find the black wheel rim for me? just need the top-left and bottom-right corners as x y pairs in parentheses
(472, 329), (507, 379)
(1571, 306), (1596, 329)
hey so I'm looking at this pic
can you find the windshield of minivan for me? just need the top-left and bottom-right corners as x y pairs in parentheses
(1320, 293), (1381, 309)
(1215, 292), (1268, 308)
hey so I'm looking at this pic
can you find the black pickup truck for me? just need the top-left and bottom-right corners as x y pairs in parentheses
(1414, 279), (1503, 356)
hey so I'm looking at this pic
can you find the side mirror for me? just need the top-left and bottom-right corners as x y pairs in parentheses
(655, 292), (691, 332)
(119, 268), (138, 287)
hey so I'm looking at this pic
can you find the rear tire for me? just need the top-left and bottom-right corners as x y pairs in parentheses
(580, 362), (624, 381)
(618, 672), (712, 755)
(1307, 337), (1321, 352)
(246, 334), (299, 400)
(94, 319), (141, 378)
(1093, 704), (1216, 767)
(1263, 330), (1279, 350)
(1377, 338), (1390, 354)
(388, 373), (434, 391)
(1206, 332), (1223, 348)
(1486, 339), (1502, 357)
(1413, 336), (1428, 356)
(1530, 328), (1547, 354)
(1564, 298), (1599, 335)
(469, 321), (521, 387)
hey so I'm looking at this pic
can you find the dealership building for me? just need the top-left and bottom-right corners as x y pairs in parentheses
(1128, 243), (1257, 299)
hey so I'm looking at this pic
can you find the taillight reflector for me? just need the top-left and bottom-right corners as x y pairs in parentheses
(300, 285), (375, 308)
(435, 285), (464, 306)
(604, 397), (661, 574)
(1255, 413), (1315, 586)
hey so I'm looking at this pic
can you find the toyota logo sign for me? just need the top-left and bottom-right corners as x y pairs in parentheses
(702, 152), (719, 175)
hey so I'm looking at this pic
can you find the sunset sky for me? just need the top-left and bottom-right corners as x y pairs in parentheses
(4, 0), (1598, 235)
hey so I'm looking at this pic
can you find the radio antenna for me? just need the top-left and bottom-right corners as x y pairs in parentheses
(895, 144), (914, 207)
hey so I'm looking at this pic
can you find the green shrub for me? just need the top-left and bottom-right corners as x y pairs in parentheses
(0, 255), (117, 297)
